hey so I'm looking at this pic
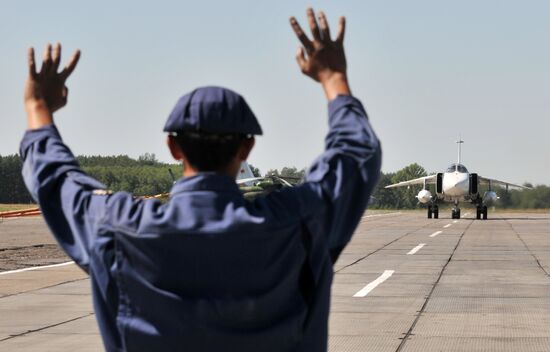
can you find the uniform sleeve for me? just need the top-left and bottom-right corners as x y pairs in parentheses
(298, 95), (382, 262)
(19, 124), (110, 272)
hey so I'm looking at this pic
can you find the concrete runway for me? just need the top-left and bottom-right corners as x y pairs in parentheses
(2, 211), (550, 351)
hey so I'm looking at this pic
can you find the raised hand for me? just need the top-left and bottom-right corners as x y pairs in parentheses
(290, 8), (350, 99)
(25, 43), (80, 120)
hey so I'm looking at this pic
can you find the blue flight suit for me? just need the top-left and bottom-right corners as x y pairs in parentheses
(20, 94), (381, 351)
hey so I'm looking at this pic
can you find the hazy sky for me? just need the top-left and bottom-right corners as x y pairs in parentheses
(1, 0), (548, 184)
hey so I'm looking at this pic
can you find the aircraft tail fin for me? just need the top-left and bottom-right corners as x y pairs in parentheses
(456, 135), (464, 164)
(237, 161), (256, 185)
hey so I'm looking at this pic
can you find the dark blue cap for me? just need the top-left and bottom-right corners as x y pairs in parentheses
(163, 86), (263, 135)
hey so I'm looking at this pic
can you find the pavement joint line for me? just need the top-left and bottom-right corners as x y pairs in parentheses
(407, 243), (425, 255)
(0, 278), (88, 299)
(335, 220), (437, 273)
(443, 223), (451, 228)
(0, 312), (94, 342)
(0, 261), (74, 276)
(506, 217), (550, 277)
(352, 270), (394, 297)
(394, 220), (473, 352)
(429, 231), (442, 238)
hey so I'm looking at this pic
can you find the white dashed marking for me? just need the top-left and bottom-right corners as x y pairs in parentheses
(0, 261), (74, 276)
(430, 231), (443, 238)
(353, 270), (395, 297)
(444, 224), (452, 228)
(407, 243), (426, 255)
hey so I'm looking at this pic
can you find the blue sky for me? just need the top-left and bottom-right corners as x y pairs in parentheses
(1, 0), (549, 184)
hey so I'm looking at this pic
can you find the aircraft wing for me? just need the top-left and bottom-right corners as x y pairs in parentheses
(237, 176), (296, 187)
(478, 176), (532, 190)
(385, 175), (437, 189)
(236, 177), (264, 185)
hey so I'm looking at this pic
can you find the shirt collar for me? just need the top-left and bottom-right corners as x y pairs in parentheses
(170, 173), (242, 196)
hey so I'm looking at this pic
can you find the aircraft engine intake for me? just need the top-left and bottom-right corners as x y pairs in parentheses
(483, 191), (498, 205)
(416, 189), (432, 204)
(469, 173), (478, 195)
(436, 173), (443, 194)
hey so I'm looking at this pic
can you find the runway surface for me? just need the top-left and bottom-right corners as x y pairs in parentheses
(2, 211), (550, 351)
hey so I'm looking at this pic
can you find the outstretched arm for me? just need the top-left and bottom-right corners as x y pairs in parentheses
(289, 9), (382, 262)
(20, 44), (116, 272)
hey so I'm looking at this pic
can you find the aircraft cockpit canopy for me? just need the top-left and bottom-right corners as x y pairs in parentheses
(446, 163), (469, 173)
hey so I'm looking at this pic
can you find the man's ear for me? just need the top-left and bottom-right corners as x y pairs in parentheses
(167, 135), (184, 161)
(238, 137), (255, 161)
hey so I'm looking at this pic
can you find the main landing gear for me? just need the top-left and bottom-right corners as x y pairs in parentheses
(427, 204), (439, 219)
(476, 205), (488, 220)
(427, 205), (460, 219)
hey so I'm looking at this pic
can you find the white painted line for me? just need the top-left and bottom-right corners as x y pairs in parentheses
(430, 231), (443, 238)
(443, 224), (452, 228)
(362, 212), (402, 219)
(0, 261), (74, 276)
(464, 213), (470, 216)
(407, 243), (426, 255)
(353, 270), (395, 297)
(453, 220), (458, 223)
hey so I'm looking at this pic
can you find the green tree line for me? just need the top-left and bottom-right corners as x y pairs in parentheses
(82, 154), (182, 196)
(0, 155), (33, 204)
(1, 155), (548, 208)
(0, 154), (182, 203)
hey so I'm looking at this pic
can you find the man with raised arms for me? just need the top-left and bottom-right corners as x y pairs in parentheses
(20, 8), (381, 352)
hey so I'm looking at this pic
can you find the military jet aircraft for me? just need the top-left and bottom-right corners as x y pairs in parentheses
(385, 139), (529, 220)
(237, 161), (295, 188)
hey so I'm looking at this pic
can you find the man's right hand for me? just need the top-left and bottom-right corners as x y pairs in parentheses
(24, 43), (80, 129)
(290, 8), (351, 100)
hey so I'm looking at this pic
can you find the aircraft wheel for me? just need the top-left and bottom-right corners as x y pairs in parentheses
(476, 207), (482, 220)
(456, 209), (461, 219)
(451, 209), (456, 219)
(427, 206), (433, 219)
(482, 206), (488, 220)
(434, 206), (439, 219)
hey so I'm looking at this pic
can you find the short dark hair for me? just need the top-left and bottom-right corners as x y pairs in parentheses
(173, 131), (248, 171)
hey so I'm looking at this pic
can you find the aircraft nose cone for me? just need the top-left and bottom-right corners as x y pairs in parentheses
(443, 172), (470, 196)
(452, 176), (469, 188)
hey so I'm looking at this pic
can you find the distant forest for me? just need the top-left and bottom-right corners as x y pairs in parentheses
(1, 154), (548, 209)
(0, 153), (182, 203)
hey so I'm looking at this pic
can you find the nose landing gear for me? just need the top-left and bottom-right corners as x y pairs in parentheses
(451, 207), (461, 219)
(476, 205), (488, 220)
(451, 200), (461, 219)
